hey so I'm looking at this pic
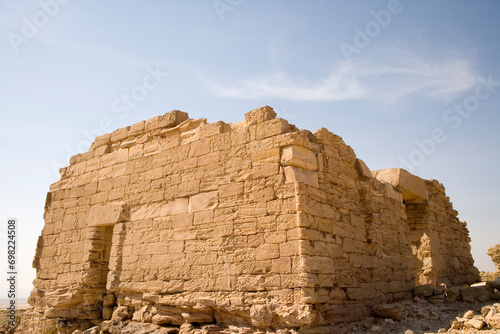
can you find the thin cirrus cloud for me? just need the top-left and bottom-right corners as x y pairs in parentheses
(199, 55), (479, 104)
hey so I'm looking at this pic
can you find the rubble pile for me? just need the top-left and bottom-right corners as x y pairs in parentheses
(414, 280), (500, 304)
(449, 303), (500, 332)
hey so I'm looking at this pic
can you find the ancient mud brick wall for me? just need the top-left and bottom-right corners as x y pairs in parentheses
(26, 106), (479, 333)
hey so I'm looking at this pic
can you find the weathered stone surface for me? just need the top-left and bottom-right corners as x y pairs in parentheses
(23, 107), (481, 333)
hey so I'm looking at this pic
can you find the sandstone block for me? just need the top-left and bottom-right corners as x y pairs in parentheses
(189, 191), (218, 212)
(44, 288), (83, 308)
(471, 281), (495, 293)
(112, 305), (134, 321)
(245, 106), (276, 125)
(129, 120), (145, 135)
(85, 202), (129, 226)
(159, 110), (190, 128)
(103, 293), (116, 307)
(355, 159), (372, 179)
(383, 183), (403, 203)
(281, 146), (317, 171)
(372, 168), (428, 203)
(284, 166), (319, 188)
(161, 198), (189, 216)
(461, 285), (493, 302)
(102, 306), (113, 320)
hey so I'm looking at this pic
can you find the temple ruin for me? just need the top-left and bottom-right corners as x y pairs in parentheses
(24, 106), (480, 333)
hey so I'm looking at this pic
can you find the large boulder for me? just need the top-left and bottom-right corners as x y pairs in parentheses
(461, 283), (494, 303)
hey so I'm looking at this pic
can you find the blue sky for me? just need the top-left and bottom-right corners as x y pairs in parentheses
(1, 0), (499, 299)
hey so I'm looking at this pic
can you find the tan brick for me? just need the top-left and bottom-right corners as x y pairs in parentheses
(256, 244), (279, 260)
(189, 191), (218, 212)
(189, 138), (211, 157)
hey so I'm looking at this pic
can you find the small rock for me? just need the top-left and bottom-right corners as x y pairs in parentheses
(446, 287), (462, 302)
(451, 320), (465, 330)
(404, 330), (414, 334)
(112, 305), (134, 321)
(373, 303), (404, 321)
(179, 323), (195, 334)
(437, 329), (447, 333)
(435, 284), (446, 295)
(486, 306), (498, 320)
(482, 305), (494, 317)
(428, 293), (446, 304)
(370, 325), (384, 332)
(413, 296), (427, 303)
(463, 310), (475, 319)
(492, 279), (500, 290)
(478, 294), (492, 302)
(103, 293), (116, 307)
(468, 318), (485, 329)
(100, 321), (113, 332)
(72, 331), (84, 334)
(415, 284), (435, 298)
(487, 312), (500, 329)
(83, 327), (99, 334)
(492, 291), (500, 300)
(463, 295), (475, 303)
(429, 311), (440, 320)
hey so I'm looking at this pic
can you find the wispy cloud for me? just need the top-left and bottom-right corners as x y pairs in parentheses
(197, 52), (478, 103)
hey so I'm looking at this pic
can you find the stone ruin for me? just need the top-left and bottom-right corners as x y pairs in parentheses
(488, 245), (500, 272)
(23, 106), (481, 333)
(481, 244), (500, 282)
